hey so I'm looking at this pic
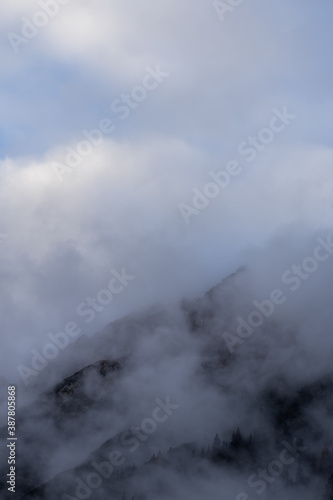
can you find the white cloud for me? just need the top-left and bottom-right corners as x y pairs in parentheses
(1, 0), (333, 386)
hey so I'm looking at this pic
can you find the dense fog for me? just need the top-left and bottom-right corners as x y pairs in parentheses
(1, 1), (333, 499)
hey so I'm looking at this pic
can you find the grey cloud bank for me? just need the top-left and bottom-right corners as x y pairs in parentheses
(0, 1), (333, 499)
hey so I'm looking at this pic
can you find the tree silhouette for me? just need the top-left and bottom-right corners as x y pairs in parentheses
(323, 473), (333, 500)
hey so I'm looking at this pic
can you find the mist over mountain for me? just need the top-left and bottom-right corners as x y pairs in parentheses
(1, 239), (333, 499)
(1, 1), (333, 499)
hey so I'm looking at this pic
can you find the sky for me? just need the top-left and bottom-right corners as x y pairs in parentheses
(1, 0), (333, 384)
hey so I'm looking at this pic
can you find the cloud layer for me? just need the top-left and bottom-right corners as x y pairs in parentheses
(0, 0), (333, 389)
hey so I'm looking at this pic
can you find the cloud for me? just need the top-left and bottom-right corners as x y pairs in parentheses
(1, 7), (333, 498)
